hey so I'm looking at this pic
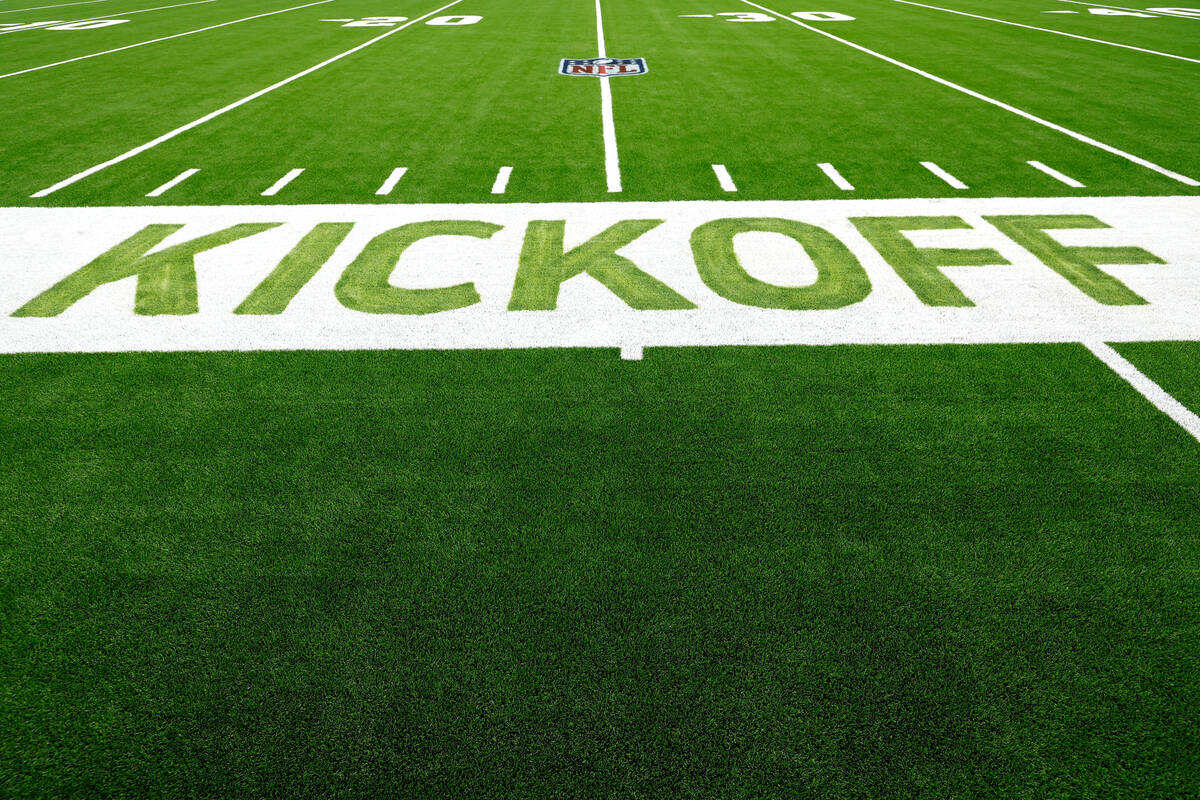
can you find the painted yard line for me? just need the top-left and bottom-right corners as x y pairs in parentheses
(921, 161), (968, 189)
(0, 0), (215, 34)
(375, 167), (407, 195)
(0, 0), (334, 81)
(30, 0), (462, 198)
(0, 1), (107, 16)
(1059, 0), (1200, 19)
(818, 162), (854, 191)
(712, 164), (737, 192)
(491, 166), (513, 194)
(1028, 160), (1085, 187)
(740, 0), (1200, 186)
(595, 0), (622, 193)
(886, 0), (1200, 64)
(261, 168), (304, 196)
(145, 167), (198, 196)
(1085, 341), (1200, 443)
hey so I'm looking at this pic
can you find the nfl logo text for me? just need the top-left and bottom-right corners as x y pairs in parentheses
(559, 57), (648, 76)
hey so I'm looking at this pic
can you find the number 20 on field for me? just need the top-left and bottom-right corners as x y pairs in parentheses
(323, 15), (483, 27)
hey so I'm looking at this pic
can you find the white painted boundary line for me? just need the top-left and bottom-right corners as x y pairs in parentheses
(30, 0), (462, 197)
(595, 0), (622, 192)
(145, 167), (198, 196)
(1059, 0), (1200, 19)
(1028, 160), (1085, 188)
(818, 162), (855, 191)
(1085, 341), (1200, 443)
(261, 168), (303, 196)
(490, 166), (513, 194)
(0, 0), (334, 81)
(375, 167), (407, 195)
(0, 1), (107, 16)
(887, 0), (1200, 64)
(712, 164), (737, 192)
(921, 161), (968, 189)
(0, 0), (214, 35)
(740, 0), (1200, 187)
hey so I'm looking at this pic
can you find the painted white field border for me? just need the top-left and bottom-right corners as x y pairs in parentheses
(0, 0), (334, 81)
(1085, 341), (1200, 442)
(0, 1), (107, 16)
(3, 195), (1200, 354)
(740, 0), (1200, 186)
(887, 0), (1200, 64)
(0, 0), (214, 35)
(30, 0), (462, 197)
(1059, 0), (1200, 19)
(595, 0), (622, 192)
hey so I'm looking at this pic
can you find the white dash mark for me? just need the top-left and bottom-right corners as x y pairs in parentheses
(818, 162), (854, 191)
(620, 346), (644, 361)
(491, 166), (512, 194)
(375, 167), (407, 195)
(1027, 160), (1085, 188)
(145, 168), (198, 197)
(921, 161), (968, 189)
(712, 164), (737, 192)
(262, 168), (304, 196)
(1085, 341), (1200, 443)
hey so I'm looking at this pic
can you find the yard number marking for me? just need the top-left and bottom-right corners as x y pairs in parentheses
(325, 14), (480, 27)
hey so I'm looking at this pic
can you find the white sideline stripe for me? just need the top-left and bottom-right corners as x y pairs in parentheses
(0, 0), (214, 35)
(1028, 160), (1085, 188)
(0, 1), (107, 16)
(818, 162), (854, 190)
(1085, 341), (1200, 443)
(740, 0), (1200, 187)
(261, 168), (303, 196)
(30, 0), (462, 197)
(886, 0), (1200, 64)
(375, 167), (407, 195)
(620, 346), (644, 361)
(921, 161), (968, 189)
(145, 167), (198, 196)
(0, 0), (334, 81)
(1059, 0), (1200, 19)
(491, 166), (512, 194)
(712, 164), (737, 192)
(595, 0), (622, 192)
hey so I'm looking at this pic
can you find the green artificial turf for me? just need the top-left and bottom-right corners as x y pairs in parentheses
(1, 344), (1198, 797)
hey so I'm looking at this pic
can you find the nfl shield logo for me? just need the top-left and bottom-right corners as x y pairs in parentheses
(559, 57), (648, 76)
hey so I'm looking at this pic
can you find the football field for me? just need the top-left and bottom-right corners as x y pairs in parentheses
(2, 0), (1199, 795)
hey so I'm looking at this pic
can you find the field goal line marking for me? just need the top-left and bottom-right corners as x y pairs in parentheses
(740, 0), (1199, 186)
(0, 0), (214, 35)
(1059, 0), (1200, 19)
(887, 0), (1200, 64)
(1085, 342), (1200, 443)
(30, 0), (463, 197)
(0, 0), (107, 16)
(596, 0), (622, 192)
(0, 0), (335, 81)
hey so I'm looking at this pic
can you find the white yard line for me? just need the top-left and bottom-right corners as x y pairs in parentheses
(740, 0), (1200, 187)
(711, 164), (738, 192)
(0, 0), (334, 81)
(0, 1), (107, 16)
(1085, 341), (1200, 443)
(595, 0), (622, 192)
(1028, 160), (1085, 187)
(0, 0), (215, 35)
(30, 0), (462, 198)
(886, 0), (1200, 64)
(818, 162), (855, 191)
(490, 166), (513, 194)
(375, 167), (407, 195)
(145, 167), (198, 196)
(261, 168), (304, 196)
(921, 161), (968, 189)
(1059, 0), (1200, 19)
